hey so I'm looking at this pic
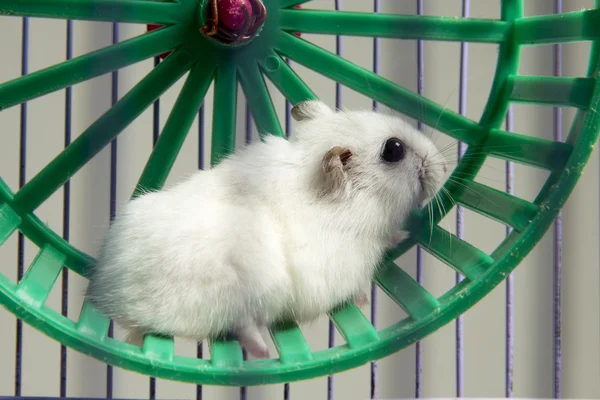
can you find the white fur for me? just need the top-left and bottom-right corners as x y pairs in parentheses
(85, 102), (447, 357)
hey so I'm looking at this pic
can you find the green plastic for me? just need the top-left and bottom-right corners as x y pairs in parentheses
(0, 0), (599, 386)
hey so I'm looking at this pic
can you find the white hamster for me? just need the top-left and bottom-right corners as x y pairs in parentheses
(85, 100), (447, 358)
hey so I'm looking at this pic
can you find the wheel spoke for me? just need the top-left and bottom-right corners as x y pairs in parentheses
(0, 24), (186, 111)
(0, 0), (189, 24)
(12, 50), (191, 213)
(275, 32), (484, 143)
(211, 64), (238, 166)
(280, 10), (508, 43)
(239, 61), (284, 138)
(134, 61), (216, 197)
(260, 52), (316, 105)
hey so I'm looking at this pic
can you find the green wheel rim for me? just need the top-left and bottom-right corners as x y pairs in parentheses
(1, 0), (599, 386)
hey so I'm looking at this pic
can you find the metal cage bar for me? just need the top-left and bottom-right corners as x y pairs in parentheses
(553, 1), (564, 398)
(456, 0), (470, 397)
(371, 1), (380, 399)
(15, 14), (29, 398)
(60, 17), (74, 400)
(505, 104), (515, 398)
(328, 1), (343, 399)
(149, 53), (161, 400)
(197, 103), (206, 400)
(415, 1), (425, 397)
(107, 21), (120, 400)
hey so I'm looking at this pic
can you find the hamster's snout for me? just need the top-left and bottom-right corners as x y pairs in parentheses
(418, 152), (447, 199)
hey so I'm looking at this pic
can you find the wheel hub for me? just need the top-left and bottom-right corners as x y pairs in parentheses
(198, 0), (267, 46)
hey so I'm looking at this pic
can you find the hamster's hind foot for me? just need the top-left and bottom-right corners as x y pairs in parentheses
(125, 327), (146, 347)
(236, 321), (270, 359)
(354, 292), (369, 308)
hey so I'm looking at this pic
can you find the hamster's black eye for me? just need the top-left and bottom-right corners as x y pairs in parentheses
(381, 138), (405, 163)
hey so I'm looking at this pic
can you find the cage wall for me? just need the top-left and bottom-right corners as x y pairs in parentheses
(0, 0), (599, 399)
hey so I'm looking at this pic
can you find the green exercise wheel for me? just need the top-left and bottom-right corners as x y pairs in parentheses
(1, 0), (600, 386)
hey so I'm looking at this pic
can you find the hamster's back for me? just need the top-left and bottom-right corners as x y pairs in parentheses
(86, 137), (300, 337)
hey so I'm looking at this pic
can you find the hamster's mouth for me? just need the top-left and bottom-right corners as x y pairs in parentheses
(418, 177), (426, 195)
(418, 173), (442, 203)
(417, 170), (427, 195)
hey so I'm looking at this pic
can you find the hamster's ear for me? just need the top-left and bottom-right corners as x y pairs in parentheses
(317, 146), (352, 200)
(291, 100), (334, 121)
(323, 146), (352, 174)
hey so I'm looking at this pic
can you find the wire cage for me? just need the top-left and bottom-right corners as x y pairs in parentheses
(0, 0), (599, 399)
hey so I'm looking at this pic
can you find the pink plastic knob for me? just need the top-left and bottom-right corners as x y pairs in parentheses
(218, 0), (254, 31)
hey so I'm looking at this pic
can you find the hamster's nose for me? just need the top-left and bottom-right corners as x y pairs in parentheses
(417, 159), (425, 176)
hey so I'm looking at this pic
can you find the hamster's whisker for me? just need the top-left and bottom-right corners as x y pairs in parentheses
(434, 192), (452, 244)
(427, 82), (462, 147)
(454, 149), (522, 158)
(449, 171), (504, 183)
(441, 187), (457, 208)
(437, 140), (460, 153)
(446, 178), (500, 207)
(446, 128), (471, 134)
(438, 144), (526, 158)
(434, 160), (505, 176)
(426, 201), (434, 247)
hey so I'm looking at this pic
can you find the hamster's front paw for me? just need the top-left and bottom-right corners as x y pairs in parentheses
(353, 292), (369, 308)
(391, 230), (410, 246)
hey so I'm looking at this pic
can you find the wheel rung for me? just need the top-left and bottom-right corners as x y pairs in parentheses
(0, 203), (21, 246)
(76, 301), (111, 340)
(329, 304), (379, 349)
(376, 260), (439, 320)
(270, 322), (313, 363)
(486, 129), (573, 171)
(507, 75), (595, 109)
(454, 180), (539, 232)
(417, 226), (493, 281)
(515, 8), (600, 45)
(210, 340), (244, 368)
(143, 335), (175, 361)
(15, 245), (65, 308)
